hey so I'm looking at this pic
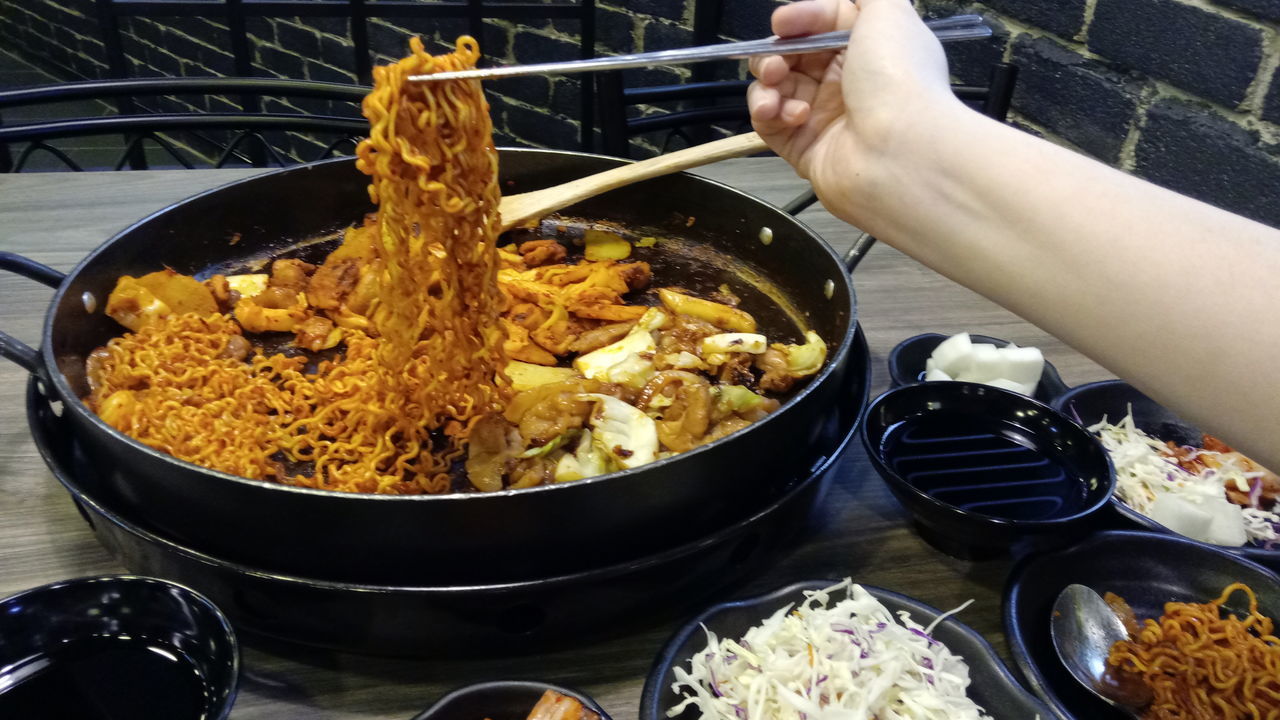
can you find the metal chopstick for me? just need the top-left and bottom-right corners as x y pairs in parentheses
(409, 15), (990, 83)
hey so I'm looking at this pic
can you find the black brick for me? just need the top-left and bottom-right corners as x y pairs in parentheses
(490, 76), (552, 107)
(595, 6), (636, 55)
(983, 0), (1087, 38)
(149, 46), (185, 75)
(1265, 68), (1280, 124)
(721, 0), (781, 40)
(255, 44), (304, 79)
(621, 66), (684, 87)
(513, 30), (578, 64)
(503, 102), (579, 149)
(309, 17), (350, 40)
(305, 60), (356, 84)
(1088, 0), (1264, 108)
(275, 20), (321, 58)
(368, 20), (415, 59)
(940, 14), (1010, 87)
(644, 20), (692, 51)
(1213, 0), (1280, 22)
(319, 34), (357, 74)
(637, 0), (688, 22)
(479, 20), (513, 62)
(1134, 98), (1280, 229)
(549, 77), (582, 118)
(1010, 35), (1143, 162)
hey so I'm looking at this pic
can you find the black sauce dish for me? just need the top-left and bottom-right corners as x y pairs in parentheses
(412, 680), (610, 720)
(887, 332), (1070, 404)
(862, 381), (1115, 559)
(640, 579), (1054, 720)
(0, 575), (238, 720)
(1003, 529), (1280, 720)
(1053, 379), (1280, 573)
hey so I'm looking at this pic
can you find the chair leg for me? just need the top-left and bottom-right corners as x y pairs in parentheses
(982, 62), (1019, 121)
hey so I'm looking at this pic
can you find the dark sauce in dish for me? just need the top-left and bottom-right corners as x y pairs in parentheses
(0, 636), (209, 720)
(882, 413), (1090, 521)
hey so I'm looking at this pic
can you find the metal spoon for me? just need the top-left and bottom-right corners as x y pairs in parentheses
(1049, 584), (1151, 717)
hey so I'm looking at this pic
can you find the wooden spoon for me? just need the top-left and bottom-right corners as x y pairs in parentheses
(498, 131), (770, 231)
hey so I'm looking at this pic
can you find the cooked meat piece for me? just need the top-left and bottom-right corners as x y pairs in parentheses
(84, 347), (111, 393)
(464, 414), (520, 492)
(508, 302), (549, 332)
(568, 321), (636, 354)
(308, 257), (360, 310)
(640, 371), (712, 452)
(716, 352), (755, 387)
(205, 274), (234, 312)
(268, 259), (316, 293)
(217, 334), (252, 361)
(1103, 591), (1141, 638)
(518, 239), (567, 267)
(658, 313), (720, 356)
(515, 391), (593, 447)
(756, 347), (798, 393)
(294, 316), (337, 352)
(253, 286), (300, 310)
(508, 456), (557, 489)
(527, 690), (601, 720)
(615, 261), (652, 291)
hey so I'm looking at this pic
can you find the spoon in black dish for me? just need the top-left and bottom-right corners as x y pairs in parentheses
(1050, 584), (1152, 718)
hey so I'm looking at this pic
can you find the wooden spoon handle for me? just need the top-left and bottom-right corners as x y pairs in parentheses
(498, 132), (770, 231)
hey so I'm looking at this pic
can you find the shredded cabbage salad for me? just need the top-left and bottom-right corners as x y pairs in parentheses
(667, 579), (992, 720)
(1089, 411), (1280, 546)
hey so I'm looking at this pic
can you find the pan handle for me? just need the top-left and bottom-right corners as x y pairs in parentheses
(780, 190), (877, 275)
(0, 251), (66, 375)
(842, 231), (876, 274)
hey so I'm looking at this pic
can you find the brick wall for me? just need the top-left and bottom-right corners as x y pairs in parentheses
(923, 0), (1280, 228)
(2, 0), (1279, 228)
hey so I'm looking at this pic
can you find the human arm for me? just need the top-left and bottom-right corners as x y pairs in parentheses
(749, 0), (1280, 467)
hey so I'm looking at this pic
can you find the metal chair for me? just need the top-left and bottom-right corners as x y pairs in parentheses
(0, 77), (368, 172)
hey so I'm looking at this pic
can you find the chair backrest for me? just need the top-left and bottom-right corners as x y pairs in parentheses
(0, 77), (369, 172)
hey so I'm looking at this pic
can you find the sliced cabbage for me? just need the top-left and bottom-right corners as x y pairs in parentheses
(667, 578), (992, 720)
(776, 331), (827, 377)
(554, 430), (611, 482)
(580, 393), (658, 469)
(573, 313), (662, 389)
(716, 385), (765, 415)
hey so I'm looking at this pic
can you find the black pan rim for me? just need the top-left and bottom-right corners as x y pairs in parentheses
(40, 151), (858, 504)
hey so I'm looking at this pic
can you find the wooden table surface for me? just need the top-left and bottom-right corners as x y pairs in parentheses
(0, 158), (1112, 719)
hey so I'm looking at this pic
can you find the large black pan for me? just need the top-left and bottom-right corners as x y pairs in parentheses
(23, 329), (867, 654)
(0, 149), (857, 585)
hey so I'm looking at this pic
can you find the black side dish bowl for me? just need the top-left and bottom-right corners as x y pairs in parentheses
(640, 579), (1054, 720)
(1003, 529), (1280, 720)
(862, 381), (1115, 559)
(412, 680), (610, 720)
(887, 332), (1069, 404)
(0, 575), (238, 720)
(1053, 379), (1280, 573)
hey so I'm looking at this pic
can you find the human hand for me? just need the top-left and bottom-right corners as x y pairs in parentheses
(748, 0), (958, 223)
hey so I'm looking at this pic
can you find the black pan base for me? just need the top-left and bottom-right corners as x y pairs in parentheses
(26, 329), (869, 657)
